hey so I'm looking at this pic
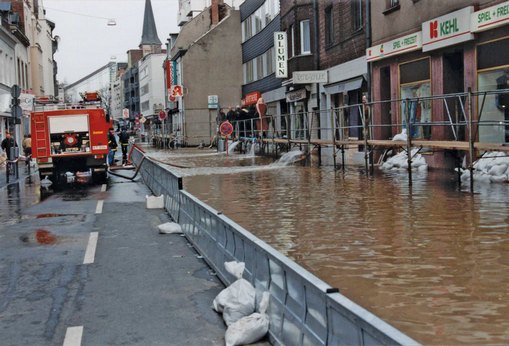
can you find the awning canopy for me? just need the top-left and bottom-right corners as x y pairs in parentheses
(324, 77), (364, 95)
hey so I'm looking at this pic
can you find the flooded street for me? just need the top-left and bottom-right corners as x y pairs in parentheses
(152, 147), (509, 345)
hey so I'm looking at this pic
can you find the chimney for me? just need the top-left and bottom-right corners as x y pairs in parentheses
(211, 0), (224, 25)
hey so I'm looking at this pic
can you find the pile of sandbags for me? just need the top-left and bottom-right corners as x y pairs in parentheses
(460, 151), (509, 184)
(380, 148), (428, 171)
(213, 261), (256, 326)
(225, 292), (270, 346)
(213, 261), (270, 345)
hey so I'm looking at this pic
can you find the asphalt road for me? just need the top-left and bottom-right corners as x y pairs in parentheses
(0, 173), (228, 345)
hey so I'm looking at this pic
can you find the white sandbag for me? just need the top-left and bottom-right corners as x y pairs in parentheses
(490, 174), (507, 183)
(477, 173), (492, 184)
(417, 164), (428, 171)
(146, 195), (164, 209)
(488, 164), (507, 176)
(224, 261), (245, 279)
(158, 222), (182, 234)
(392, 129), (407, 141)
(213, 278), (256, 325)
(225, 292), (270, 346)
(40, 176), (53, 187)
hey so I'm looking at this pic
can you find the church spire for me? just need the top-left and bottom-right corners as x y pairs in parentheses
(140, 0), (162, 50)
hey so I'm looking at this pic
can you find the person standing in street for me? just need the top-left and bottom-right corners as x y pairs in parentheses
(107, 128), (118, 166)
(118, 127), (130, 166)
(22, 134), (32, 171)
(1, 132), (17, 161)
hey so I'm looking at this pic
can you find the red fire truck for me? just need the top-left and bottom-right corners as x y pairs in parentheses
(30, 92), (112, 185)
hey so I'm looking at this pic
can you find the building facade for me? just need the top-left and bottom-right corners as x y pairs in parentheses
(368, 0), (509, 168)
(171, 1), (242, 145)
(64, 62), (122, 114)
(318, 0), (368, 142)
(240, 0), (282, 133)
(122, 49), (143, 122)
(138, 53), (166, 120)
(0, 0), (57, 141)
(279, 0), (318, 140)
(0, 22), (17, 138)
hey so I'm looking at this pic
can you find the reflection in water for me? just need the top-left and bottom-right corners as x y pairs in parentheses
(0, 178), (40, 227)
(156, 148), (509, 345)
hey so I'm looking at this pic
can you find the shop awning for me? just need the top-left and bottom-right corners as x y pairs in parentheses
(324, 77), (364, 95)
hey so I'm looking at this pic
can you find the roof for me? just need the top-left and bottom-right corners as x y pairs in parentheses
(140, 0), (162, 46)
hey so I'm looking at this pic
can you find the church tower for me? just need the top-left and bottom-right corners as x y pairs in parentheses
(139, 0), (162, 56)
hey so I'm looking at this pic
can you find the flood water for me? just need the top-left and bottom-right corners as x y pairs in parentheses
(154, 147), (509, 345)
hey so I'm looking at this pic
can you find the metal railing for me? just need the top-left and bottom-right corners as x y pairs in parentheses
(131, 146), (420, 346)
(146, 89), (509, 150)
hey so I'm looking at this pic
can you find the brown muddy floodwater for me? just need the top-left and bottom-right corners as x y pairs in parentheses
(150, 147), (509, 345)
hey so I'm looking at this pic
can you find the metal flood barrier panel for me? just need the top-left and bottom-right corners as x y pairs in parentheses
(131, 146), (182, 221)
(132, 147), (420, 346)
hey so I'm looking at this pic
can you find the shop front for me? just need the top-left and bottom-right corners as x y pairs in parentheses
(369, 3), (509, 147)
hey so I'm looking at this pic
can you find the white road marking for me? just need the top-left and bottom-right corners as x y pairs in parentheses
(83, 232), (99, 265)
(63, 326), (83, 346)
(95, 200), (104, 214)
(101, 184), (107, 192)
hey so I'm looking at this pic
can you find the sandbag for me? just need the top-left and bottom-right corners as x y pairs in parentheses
(224, 261), (245, 279)
(213, 261), (256, 325)
(213, 278), (255, 325)
(158, 222), (182, 234)
(225, 292), (270, 346)
(146, 195), (164, 209)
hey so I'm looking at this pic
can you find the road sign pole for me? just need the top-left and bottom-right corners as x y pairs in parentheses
(225, 135), (229, 157)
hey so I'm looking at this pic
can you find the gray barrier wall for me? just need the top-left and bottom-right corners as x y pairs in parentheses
(131, 146), (420, 346)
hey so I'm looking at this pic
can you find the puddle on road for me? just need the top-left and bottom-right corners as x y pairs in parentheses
(36, 213), (67, 218)
(19, 229), (58, 245)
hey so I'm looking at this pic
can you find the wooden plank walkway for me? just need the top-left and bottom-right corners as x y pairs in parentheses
(260, 138), (509, 153)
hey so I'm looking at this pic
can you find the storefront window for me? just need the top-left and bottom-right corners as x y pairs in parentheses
(400, 58), (431, 139)
(478, 68), (509, 143)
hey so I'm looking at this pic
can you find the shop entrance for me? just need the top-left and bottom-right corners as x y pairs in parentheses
(443, 50), (465, 140)
(380, 66), (392, 139)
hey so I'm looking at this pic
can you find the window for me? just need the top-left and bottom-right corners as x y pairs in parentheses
(140, 84), (149, 96)
(243, 16), (252, 41)
(266, 47), (274, 75)
(244, 60), (254, 84)
(141, 100), (149, 111)
(352, 0), (362, 31)
(385, 0), (400, 13)
(300, 20), (311, 55)
(399, 58), (431, 139)
(478, 38), (509, 143)
(325, 6), (333, 46)
(256, 55), (264, 80)
(254, 7), (263, 34)
(290, 25), (295, 58)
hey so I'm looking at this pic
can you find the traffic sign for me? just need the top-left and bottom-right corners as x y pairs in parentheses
(219, 121), (233, 137)
(208, 95), (218, 109)
(159, 110), (167, 121)
(10, 84), (21, 98)
(170, 85), (183, 98)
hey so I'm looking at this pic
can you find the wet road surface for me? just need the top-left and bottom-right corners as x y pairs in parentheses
(0, 174), (229, 345)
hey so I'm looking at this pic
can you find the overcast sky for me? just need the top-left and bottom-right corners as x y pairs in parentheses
(44, 0), (180, 85)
